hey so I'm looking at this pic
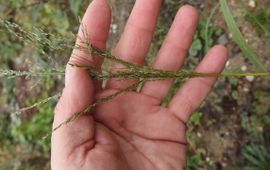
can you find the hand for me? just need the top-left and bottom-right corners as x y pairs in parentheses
(51, 0), (228, 169)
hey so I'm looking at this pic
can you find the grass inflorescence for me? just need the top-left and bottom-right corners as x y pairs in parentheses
(1, 1), (270, 137)
(0, 19), (74, 54)
(12, 93), (61, 116)
(0, 69), (65, 79)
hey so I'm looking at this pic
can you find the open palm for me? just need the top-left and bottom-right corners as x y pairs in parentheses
(51, 0), (227, 169)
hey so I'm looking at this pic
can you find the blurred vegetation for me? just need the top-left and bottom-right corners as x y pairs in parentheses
(246, 7), (270, 39)
(0, 0), (269, 170)
(239, 131), (270, 170)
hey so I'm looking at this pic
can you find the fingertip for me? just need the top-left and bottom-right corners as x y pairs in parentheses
(83, 0), (112, 42)
(220, 45), (228, 58)
(88, 0), (111, 14)
(207, 45), (228, 61)
(212, 44), (228, 54)
(196, 45), (228, 73)
(178, 4), (200, 19)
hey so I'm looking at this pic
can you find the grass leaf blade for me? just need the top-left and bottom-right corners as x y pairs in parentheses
(219, 0), (267, 72)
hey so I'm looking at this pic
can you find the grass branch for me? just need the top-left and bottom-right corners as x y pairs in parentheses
(13, 93), (61, 116)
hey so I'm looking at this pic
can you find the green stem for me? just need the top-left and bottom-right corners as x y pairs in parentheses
(194, 72), (270, 78)
(204, 3), (219, 53)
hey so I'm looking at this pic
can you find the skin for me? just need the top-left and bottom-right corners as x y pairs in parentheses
(51, 0), (228, 169)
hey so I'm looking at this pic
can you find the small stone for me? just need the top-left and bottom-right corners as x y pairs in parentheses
(228, 33), (233, 39)
(246, 76), (255, 82)
(197, 132), (202, 138)
(241, 65), (247, 72)
(222, 162), (228, 167)
(257, 126), (263, 132)
(226, 61), (230, 67)
(218, 34), (228, 45)
(110, 24), (118, 34)
(243, 87), (249, 92)
(248, 0), (256, 8)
